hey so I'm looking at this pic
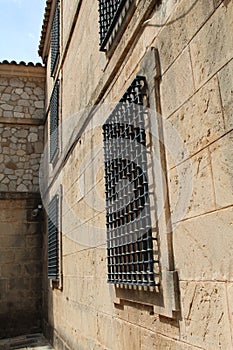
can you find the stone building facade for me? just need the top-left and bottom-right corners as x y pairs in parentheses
(37, 0), (233, 349)
(0, 0), (233, 349)
(0, 62), (45, 337)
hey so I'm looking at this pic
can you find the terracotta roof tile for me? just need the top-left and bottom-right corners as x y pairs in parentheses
(38, 0), (53, 58)
(0, 60), (43, 67)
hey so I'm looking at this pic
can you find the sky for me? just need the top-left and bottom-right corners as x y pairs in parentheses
(0, 0), (46, 63)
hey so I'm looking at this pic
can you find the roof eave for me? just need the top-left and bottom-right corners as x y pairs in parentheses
(38, 0), (53, 61)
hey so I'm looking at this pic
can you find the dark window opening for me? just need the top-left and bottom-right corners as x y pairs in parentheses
(50, 80), (59, 163)
(98, 0), (134, 51)
(48, 195), (59, 280)
(51, 0), (60, 76)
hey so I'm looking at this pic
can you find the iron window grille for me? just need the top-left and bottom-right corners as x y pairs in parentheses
(50, 79), (59, 163)
(102, 76), (159, 287)
(48, 195), (59, 280)
(51, 0), (60, 76)
(98, 0), (134, 51)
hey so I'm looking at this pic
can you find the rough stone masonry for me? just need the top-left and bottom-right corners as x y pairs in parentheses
(0, 67), (45, 193)
(0, 62), (46, 338)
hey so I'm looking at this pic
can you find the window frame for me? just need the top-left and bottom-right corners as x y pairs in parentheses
(104, 48), (179, 318)
(103, 76), (159, 288)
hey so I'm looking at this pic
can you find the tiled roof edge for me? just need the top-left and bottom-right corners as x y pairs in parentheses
(0, 60), (44, 67)
(38, 0), (53, 58)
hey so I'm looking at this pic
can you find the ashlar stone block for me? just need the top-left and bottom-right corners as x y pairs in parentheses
(226, 283), (233, 345)
(141, 331), (204, 349)
(218, 58), (233, 132)
(158, 0), (214, 74)
(173, 206), (233, 281)
(179, 281), (232, 349)
(210, 131), (233, 208)
(160, 47), (194, 118)
(190, 1), (233, 89)
(168, 148), (215, 222)
(164, 77), (224, 163)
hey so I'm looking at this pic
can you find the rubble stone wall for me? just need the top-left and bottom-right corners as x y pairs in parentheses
(0, 63), (45, 338)
(0, 66), (45, 193)
(0, 123), (44, 192)
(0, 76), (44, 120)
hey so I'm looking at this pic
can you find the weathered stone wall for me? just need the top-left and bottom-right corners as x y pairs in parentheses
(0, 66), (45, 193)
(0, 194), (43, 338)
(0, 123), (44, 192)
(0, 76), (44, 120)
(43, 0), (233, 349)
(0, 63), (45, 338)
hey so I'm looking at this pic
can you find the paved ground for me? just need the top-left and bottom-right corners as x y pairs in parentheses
(0, 334), (54, 350)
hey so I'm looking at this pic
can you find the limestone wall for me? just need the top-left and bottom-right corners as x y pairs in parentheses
(43, 0), (233, 349)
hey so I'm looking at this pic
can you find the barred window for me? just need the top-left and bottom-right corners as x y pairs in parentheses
(48, 195), (59, 280)
(102, 76), (159, 287)
(51, 0), (60, 76)
(50, 80), (59, 163)
(98, 0), (134, 52)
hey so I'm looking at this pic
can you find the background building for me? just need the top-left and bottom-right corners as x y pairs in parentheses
(0, 61), (45, 337)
